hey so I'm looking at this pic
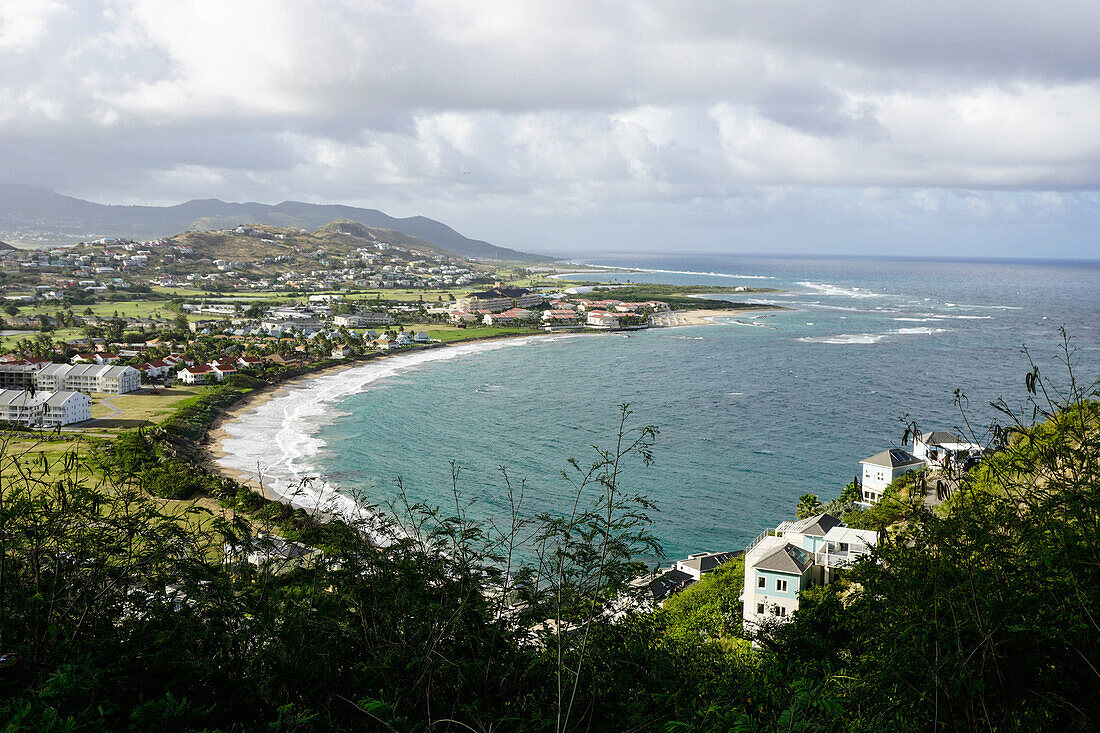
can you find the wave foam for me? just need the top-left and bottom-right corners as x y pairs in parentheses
(797, 281), (893, 298)
(216, 337), (567, 517)
(799, 326), (950, 345)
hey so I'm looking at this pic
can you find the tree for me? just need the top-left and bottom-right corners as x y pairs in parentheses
(795, 493), (821, 518)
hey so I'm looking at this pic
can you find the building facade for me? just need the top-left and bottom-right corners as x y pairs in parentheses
(35, 364), (141, 394)
(0, 389), (91, 426)
(742, 513), (877, 633)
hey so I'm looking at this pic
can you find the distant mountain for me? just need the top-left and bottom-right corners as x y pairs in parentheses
(0, 184), (551, 262)
(0, 240), (14, 250)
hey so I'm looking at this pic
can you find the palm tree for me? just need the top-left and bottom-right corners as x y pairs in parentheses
(795, 493), (822, 519)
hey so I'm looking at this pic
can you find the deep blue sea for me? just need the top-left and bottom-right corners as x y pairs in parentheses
(220, 254), (1100, 561)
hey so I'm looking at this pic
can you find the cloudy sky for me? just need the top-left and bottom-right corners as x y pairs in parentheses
(2, 1), (1098, 258)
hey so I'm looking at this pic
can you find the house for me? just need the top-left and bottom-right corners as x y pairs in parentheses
(395, 332), (412, 346)
(178, 365), (215, 384)
(448, 311), (481, 324)
(0, 389), (91, 426)
(35, 364), (140, 394)
(586, 311), (620, 329)
(859, 448), (925, 504)
(208, 359), (239, 380)
(71, 352), (120, 365)
(413, 332), (431, 343)
(237, 356), (262, 369)
(483, 308), (535, 326)
(911, 430), (983, 470)
(136, 358), (174, 379)
(741, 513), (876, 634)
(373, 335), (395, 350)
(331, 344), (353, 359)
(674, 550), (740, 581)
(224, 533), (320, 575)
(626, 568), (695, 608)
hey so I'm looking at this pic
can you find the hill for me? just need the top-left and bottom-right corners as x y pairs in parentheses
(0, 183), (551, 262)
(165, 220), (453, 263)
(0, 240), (14, 250)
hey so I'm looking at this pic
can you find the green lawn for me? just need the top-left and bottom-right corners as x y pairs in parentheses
(85, 385), (210, 431)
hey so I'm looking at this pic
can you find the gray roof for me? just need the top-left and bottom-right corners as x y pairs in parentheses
(678, 550), (740, 574)
(755, 543), (814, 575)
(37, 363), (137, 379)
(644, 568), (694, 602)
(862, 448), (923, 468)
(917, 430), (964, 446)
(787, 512), (842, 537)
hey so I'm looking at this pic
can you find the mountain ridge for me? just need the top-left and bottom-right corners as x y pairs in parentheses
(0, 184), (551, 262)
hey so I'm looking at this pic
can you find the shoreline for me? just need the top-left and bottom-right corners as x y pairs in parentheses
(204, 308), (785, 513)
(204, 333), (572, 513)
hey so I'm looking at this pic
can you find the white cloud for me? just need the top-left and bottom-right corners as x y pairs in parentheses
(0, 1), (1098, 255)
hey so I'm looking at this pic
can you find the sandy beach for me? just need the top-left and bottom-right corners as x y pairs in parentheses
(649, 307), (779, 327)
(205, 336), (569, 513)
(204, 359), (363, 506)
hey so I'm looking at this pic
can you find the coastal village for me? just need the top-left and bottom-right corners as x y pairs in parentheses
(0, 220), (989, 644)
(0, 220), (774, 431)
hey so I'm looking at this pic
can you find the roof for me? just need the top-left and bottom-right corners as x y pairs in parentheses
(677, 550), (740, 574)
(823, 525), (879, 549)
(466, 287), (532, 299)
(38, 363), (137, 378)
(786, 512), (843, 537)
(635, 568), (694, 602)
(917, 430), (965, 446)
(862, 448), (923, 468)
(755, 543), (814, 575)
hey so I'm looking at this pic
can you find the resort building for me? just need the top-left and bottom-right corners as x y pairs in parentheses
(334, 312), (396, 327)
(741, 513), (877, 633)
(586, 311), (620, 329)
(35, 363), (140, 394)
(0, 389), (91, 427)
(859, 448), (925, 504)
(457, 287), (542, 313)
(0, 360), (47, 390)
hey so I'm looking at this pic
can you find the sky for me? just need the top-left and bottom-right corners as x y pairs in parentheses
(1, 1), (1098, 259)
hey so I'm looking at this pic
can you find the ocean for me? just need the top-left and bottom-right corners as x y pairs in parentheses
(217, 254), (1100, 561)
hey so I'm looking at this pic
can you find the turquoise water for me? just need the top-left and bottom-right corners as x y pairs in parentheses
(292, 255), (1099, 560)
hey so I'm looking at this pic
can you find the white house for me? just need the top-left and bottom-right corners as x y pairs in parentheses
(859, 448), (925, 504)
(586, 311), (620, 329)
(912, 430), (983, 470)
(178, 365), (216, 384)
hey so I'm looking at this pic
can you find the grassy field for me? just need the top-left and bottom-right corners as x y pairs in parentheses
(396, 323), (544, 342)
(85, 384), (210, 431)
(0, 434), (97, 484)
(0, 327), (83, 350)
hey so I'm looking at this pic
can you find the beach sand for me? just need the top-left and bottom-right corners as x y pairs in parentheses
(204, 359), (363, 507)
(649, 307), (778, 327)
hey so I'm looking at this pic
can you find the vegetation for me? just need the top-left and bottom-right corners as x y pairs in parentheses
(0, 340), (1096, 730)
(582, 283), (779, 311)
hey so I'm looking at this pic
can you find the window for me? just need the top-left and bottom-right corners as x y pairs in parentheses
(839, 542), (849, 552)
(757, 576), (765, 588)
(776, 606), (787, 617)
(756, 603), (764, 615)
(775, 579), (788, 592)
